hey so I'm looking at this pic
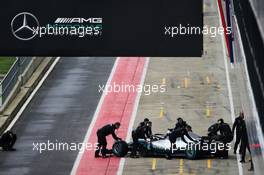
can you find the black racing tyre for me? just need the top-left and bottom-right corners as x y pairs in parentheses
(185, 144), (199, 160)
(112, 140), (128, 157)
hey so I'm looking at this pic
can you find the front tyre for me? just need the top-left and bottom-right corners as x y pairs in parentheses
(112, 140), (129, 157)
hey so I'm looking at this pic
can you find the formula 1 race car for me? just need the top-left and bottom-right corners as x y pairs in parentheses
(112, 129), (230, 159)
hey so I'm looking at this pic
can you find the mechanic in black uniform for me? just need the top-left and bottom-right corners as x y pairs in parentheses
(136, 118), (152, 139)
(169, 118), (191, 132)
(0, 130), (17, 151)
(232, 112), (244, 154)
(174, 117), (188, 130)
(95, 122), (121, 158)
(213, 118), (233, 158)
(145, 121), (152, 138)
(167, 127), (196, 159)
(215, 119), (233, 143)
(131, 122), (145, 158)
(130, 119), (152, 158)
(240, 120), (251, 163)
(140, 118), (152, 138)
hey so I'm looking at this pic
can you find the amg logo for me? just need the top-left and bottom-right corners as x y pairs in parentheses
(54, 18), (102, 24)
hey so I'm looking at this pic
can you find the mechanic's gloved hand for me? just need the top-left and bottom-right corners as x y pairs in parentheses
(146, 138), (151, 142)
(193, 140), (199, 143)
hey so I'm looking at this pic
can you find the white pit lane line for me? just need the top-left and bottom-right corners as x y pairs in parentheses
(216, 2), (243, 174)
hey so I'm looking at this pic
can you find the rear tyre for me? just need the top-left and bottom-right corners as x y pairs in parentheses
(112, 140), (128, 157)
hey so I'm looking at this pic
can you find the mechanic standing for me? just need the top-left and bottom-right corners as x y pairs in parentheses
(95, 122), (121, 158)
(232, 112), (244, 154)
(240, 120), (251, 163)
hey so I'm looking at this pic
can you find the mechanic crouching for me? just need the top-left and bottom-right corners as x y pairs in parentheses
(131, 118), (152, 158)
(215, 119), (233, 143)
(95, 122), (121, 158)
(209, 119), (233, 158)
(167, 126), (196, 159)
(0, 130), (17, 151)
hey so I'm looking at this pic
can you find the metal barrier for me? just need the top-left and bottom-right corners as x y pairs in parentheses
(231, 0), (264, 172)
(248, 0), (264, 41)
(0, 57), (33, 106)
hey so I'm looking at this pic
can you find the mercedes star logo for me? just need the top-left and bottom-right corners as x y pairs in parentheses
(11, 12), (39, 41)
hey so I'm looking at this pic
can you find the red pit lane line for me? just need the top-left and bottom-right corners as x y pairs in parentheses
(76, 57), (146, 175)
(217, 0), (230, 58)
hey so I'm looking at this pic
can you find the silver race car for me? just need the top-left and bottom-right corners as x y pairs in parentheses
(112, 129), (229, 159)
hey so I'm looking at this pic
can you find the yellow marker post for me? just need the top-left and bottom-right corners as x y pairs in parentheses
(159, 107), (164, 118)
(206, 106), (211, 118)
(162, 78), (166, 85)
(184, 77), (188, 88)
(216, 84), (221, 92)
(151, 158), (157, 170)
(179, 159), (184, 174)
(206, 76), (211, 85)
(207, 159), (212, 169)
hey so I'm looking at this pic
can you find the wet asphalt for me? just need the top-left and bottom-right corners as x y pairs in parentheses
(0, 57), (115, 175)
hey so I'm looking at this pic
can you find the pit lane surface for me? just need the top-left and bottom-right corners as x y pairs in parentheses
(120, 0), (247, 174)
(0, 57), (115, 175)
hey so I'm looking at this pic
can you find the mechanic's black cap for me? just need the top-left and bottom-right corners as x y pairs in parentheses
(217, 118), (224, 123)
(114, 122), (121, 127)
(144, 118), (150, 122)
(177, 117), (183, 121)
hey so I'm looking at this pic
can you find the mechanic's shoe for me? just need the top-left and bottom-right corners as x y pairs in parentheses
(102, 155), (110, 158)
(248, 167), (254, 171)
(165, 153), (172, 160)
(130, 154), (139, 158)
(240, 160), (245, 163)
(94, 154), (101, 158)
